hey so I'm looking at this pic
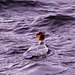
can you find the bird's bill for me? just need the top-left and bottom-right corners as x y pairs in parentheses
(33, 36), (36, 38)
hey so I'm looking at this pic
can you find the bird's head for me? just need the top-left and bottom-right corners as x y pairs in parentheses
(33, 31), (45, 44)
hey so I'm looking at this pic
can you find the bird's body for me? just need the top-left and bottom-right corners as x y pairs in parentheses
(23, 43), (48, 58)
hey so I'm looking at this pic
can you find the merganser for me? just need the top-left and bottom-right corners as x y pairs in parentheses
(23, 31), (48, 58)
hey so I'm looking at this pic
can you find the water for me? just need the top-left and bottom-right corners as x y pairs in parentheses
(0, 0), (75, 75)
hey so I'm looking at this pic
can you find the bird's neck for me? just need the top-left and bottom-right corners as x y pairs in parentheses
(38, 40), (44, 45)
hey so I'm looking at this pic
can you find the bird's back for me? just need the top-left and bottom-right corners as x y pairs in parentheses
(23, 43), (48, 58)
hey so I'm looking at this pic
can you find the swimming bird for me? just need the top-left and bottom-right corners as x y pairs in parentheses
(23, 31), (48, 58)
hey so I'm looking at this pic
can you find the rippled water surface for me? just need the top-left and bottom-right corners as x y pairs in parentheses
(0, 0), (75, 75)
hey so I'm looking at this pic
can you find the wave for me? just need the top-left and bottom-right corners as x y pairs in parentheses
(33, 14), (75, 25)
(0, 0), (46, 8)
(31, 14), (75, 27)
(30, 14), (75, 33)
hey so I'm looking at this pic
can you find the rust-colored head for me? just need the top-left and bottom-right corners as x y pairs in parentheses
(36, 31), (45, 41)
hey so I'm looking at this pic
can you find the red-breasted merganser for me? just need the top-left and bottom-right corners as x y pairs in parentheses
(23, 31), (48, 58)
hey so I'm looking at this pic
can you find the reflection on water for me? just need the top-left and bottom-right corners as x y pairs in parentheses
(0, 0), (75, 75)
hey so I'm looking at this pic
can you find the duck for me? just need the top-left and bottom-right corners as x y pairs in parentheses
(23, 31), (49, 58)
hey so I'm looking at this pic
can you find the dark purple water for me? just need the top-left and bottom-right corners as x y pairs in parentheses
(0, 0), (75, 75)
